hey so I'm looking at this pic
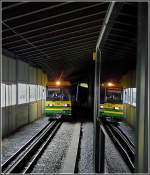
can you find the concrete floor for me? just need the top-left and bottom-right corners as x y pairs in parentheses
(77, 122), (94, 173)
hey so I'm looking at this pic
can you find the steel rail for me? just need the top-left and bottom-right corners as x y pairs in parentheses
(2, 121), (57, 173)
(2, 121), (53, 172)
(105, 123), (135, 172)
(23, 122), (62, 173)
(8, 121), (61, 173)
(108, 124), (135, 157)
(2, 121), (62, 173)
(111, 124), (135, 148)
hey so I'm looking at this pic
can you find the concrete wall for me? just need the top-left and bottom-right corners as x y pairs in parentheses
(29, 66), (37, 123)
(121, 70), (136, 127)
(16, 60), (29, 128)
(2, 54), (48, 138)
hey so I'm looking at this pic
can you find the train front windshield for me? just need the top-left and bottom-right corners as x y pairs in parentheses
(105, 89), (122, 104)
(47, 88), (71, 101)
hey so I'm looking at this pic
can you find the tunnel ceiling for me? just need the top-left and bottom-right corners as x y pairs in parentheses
(2, 2), (137, 82)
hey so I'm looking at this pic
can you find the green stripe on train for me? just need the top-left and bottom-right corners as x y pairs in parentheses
(100, 108), (123, 112)
(100, 109), (125, 118)
(45, 109), (71, 116)
(46, 106), (71, 109)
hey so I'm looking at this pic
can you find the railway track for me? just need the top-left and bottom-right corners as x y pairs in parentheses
(2, 120), (62, 174)
(104, 122), (135, 172)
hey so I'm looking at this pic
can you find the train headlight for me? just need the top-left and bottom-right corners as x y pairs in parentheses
(100, 105), (104, 109)
(115, 107), (119, 110)
(49, 104), (53, 106)
(64, 104), (67, 107)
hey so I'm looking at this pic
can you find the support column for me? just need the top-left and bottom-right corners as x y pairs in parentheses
(93, 48), (105, 173)
(135, 2), (148, 173)
(88, 62), (94, 120)
(148, 3), (150, 173)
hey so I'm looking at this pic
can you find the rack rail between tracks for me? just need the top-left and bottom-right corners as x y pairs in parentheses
(2, 120), (62, 174)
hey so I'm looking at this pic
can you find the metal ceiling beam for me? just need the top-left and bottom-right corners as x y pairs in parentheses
(108, 38), (137, 60)
(113, 20), (136, 27)
(3, 25), (100, 47)
(31, 61), (85, 75)
(3, 18), (101, 43)
(102, 47), (136, 57)
(2, 22), (47, 58)
(96, 2), (124, 49)
(3, 2), (67, 22)
(33, 54), (85, 64)
(3, 3), (105, 33)
(103, 44), (135, 53)
(2, 2), (26, 11)
(104, 42), (136, 51)
(32, 57), (84, 69)
(18, 39), (96, 57)
(96, 2), (115, 49)
(42, 42), (95, 55)
(111, 27), (135, 35)
(22, 44), (95, 60)
(2, 21), (57, 76)
(9, 31), (99, 51)
(24, 47), (93, 62)
(25, 48), (90, 61)
(25, 52), (87, 70)
(2, 11), (105, 40)
(106, 38), (136, 46)
(23, 44), (95, 60)
(15, 35), (98, 54)
(120, 12), (137, 18)
(17, 36), (97, 56)
(126, 2), (137, 7)
(108, 32), (135, 40)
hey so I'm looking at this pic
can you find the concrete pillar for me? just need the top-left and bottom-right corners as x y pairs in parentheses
(148, 3), (150, 173)
(94, 48), (104, 173)
(88, 61), (94, 120)
(135, 2), (148, 173)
